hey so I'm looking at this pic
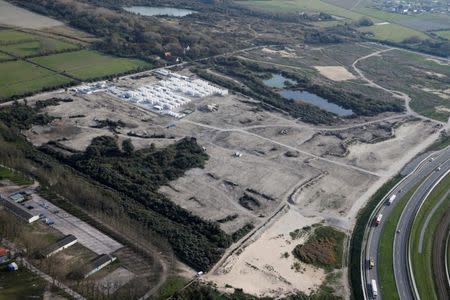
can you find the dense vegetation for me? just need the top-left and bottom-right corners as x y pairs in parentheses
(195, 57), (403, 124)
(0, 102), (231, 271)
(11, 0), (231, 63)
(292, 226), (346, 270)
(172, 282), (342, 300)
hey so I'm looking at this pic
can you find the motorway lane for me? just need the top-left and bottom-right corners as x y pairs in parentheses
(364, 146), (450, 299)
(394, 157), (450, 300)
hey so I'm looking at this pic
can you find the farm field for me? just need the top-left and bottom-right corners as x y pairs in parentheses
(0, 34), (79, 57)
(31, 49), (150, 81)
(0, 51), (11, 61)
(235, 0), (367, 20)
(0, 60), (72, 100)
(359, 23), (428, 42)
(235, 0), (444, 42)
(0, 29), (35, 43)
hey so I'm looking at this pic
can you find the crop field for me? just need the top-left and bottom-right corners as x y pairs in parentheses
(0, 29), (35, 43)
(359, 23), (428, 42)
(236, 0), (366, 20)
(410, 173), (450, 300)
(236, 0), (442, 42)
(0, 35), (79, 57)
(0, 60), (72, 100)
(0, 52), (12, 61)
(31, 49), (150, 81)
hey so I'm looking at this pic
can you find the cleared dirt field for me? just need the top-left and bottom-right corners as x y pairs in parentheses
(18, 67), (442, 298)
(206, 207), (326, 298)
(0, 0), (63, 29)
(314, 66), (356, 81)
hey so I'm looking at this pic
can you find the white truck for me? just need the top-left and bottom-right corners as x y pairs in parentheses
(371, 279), (378, 298)
(387, 194), (396, 205)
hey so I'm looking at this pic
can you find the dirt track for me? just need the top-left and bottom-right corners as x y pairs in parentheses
(432, 209), (450, 300)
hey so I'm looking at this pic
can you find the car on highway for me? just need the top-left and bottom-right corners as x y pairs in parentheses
(375, 213), (383, 226)
(369, 257), (375, 269)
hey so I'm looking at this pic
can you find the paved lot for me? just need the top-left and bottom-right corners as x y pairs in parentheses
(23, 193), (123, 255)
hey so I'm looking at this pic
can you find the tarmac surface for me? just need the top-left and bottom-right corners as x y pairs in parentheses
(23, 193), (123, 255)
(363, 146), (450, 299)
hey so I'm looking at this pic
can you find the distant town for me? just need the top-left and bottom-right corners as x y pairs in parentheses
(374, 0), (450, 15)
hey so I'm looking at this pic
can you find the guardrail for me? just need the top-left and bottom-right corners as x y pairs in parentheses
(407, 166), (450, 300)
(445, 231), (450, 290)
(360, 150), (438, 300)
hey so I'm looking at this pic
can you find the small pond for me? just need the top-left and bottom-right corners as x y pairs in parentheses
(280, 90), (354, 116)
(123, 6), (197, 17)
(262, 73), (296, 89)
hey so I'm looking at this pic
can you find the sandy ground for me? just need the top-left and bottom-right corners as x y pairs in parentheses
(314, 66), (356, 81)
(337, 120), (439, 176)
(0, 0), (63, 29)
(16, 68), (444, 298)
(206, 207), (325, 298)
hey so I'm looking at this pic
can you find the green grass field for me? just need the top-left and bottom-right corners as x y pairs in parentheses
(0, 52), (12, 61)
(358, 24), (428, 42)
(31, 49), (150, 81)
(434, 30), (450, 40)
(0, 60), (73, 100)
(410, 173), (450, 300)
(0, 37), (79, 58)
(236, 0), (367, 20)
(0, 266), (47, 300)
(0, 166), (33, 185)
(236, 0), (433, 42)
(0, 30), (35, 44)
(377, 185), (419, 300)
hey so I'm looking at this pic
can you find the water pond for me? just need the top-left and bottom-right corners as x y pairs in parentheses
(280, 90), (354, 116)
(262, 73), (296, 89)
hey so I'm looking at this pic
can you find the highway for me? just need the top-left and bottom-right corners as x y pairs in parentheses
(363, 146), (450, 299)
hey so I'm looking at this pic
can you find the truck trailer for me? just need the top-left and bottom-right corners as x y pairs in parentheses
(371, 279), (378, 298)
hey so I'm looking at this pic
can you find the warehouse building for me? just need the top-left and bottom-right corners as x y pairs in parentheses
(84, 254), (116, 278)
(40, 234), (78, 258)
(0, 197), (39, 223)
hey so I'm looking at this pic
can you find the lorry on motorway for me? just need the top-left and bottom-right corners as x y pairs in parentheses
(375, 214), (383, 226)
(387, 194), (396, 205)
(371, 279), (378, 298)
